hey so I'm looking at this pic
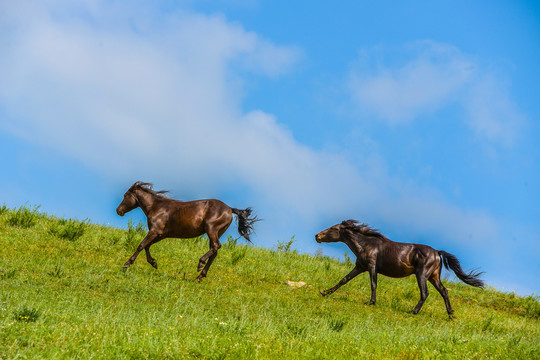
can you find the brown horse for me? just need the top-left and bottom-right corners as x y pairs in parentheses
(316, 220), (484, 316)
(116, 182), (259, 280)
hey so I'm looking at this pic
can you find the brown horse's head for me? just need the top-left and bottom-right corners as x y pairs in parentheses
(315, 224), (342, 243)
(315, 220), (359, 243)
(116, 183), (140, 216)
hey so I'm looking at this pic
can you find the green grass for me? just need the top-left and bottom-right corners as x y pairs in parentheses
(6, 205), (41, 228)
(0, 205), (538, 359)
(48, 218), (88, 242)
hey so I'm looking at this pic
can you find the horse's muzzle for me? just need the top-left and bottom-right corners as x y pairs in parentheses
(116, 207), (125, 216)
(315, 234), (322, 243)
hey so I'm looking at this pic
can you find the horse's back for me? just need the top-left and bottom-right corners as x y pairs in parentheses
(183, 199), (231, 216)
(178, 199), (232, 230)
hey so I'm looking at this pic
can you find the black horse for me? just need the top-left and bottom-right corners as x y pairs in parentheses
(316, 220), (484, 316)
(116, 182), (259, 280)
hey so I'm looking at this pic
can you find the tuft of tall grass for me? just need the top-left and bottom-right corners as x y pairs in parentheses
(6, 205), (40, 228)
(223, 235), (239, 250)
(328, 317), (347, 332)
(48, 218), (88, 241)
(276, 235), (296, 253)
(481, 315), (495, 332)
(285, 322), (307, 338)
(47, 264), (64, 278)
(343, 251), (354, 267)
(524, 295), (540, 318)
(313, 247), (324, 258)
(323, 258), (332, 271)
(124, 219), (147, 249)
(13, 307), (41, 323)
(0, 268), (16, 280)
(231, 246), (248, 265)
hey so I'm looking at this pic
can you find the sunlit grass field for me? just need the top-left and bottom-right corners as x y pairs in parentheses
(0, 205), (539, 359)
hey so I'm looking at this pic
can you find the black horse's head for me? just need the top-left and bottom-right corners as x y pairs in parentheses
(315, 220), (359, 243)
(116, 182), (141, 216)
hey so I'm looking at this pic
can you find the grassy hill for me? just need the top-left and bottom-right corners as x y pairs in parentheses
(0, 205), (539, 359)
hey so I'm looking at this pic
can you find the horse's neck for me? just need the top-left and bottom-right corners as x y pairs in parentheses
(343, 239), (362, 257)
(135, 190), (156, 216)
(344, 235), (371, 257)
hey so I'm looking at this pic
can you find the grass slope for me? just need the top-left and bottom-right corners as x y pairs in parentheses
(0, 205), (539, 359)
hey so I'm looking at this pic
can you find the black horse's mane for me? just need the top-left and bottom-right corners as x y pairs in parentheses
(341, 219), (389, 241)
(132, 181), (170, 198)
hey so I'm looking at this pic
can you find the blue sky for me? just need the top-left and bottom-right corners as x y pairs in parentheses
(1, 1), (538, 295)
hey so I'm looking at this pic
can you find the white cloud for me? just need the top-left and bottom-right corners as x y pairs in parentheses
(350, 42), (475, 123)
(0, 2), (301, 178)
(349, 41), (524, 144)
(464, 74), (525, 145)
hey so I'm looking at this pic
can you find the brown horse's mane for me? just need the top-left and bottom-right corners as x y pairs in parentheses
(342, 219), (389, 241)
(132, 181), (170, 199)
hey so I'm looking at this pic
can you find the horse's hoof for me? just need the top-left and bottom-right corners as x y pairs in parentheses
(151, 262), (158, 269)
(195, 271), (208, 282)
(320, 291), (329, 297)
(123, 263), (130, 269)
(364, 301), (376, 306)
(197, 262), (205, 272)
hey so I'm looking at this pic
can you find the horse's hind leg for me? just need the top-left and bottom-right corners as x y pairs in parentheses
(198, 252), (218, 280)
(197, 235), (220, 273)
(429, 270), (454, 317)
(196, 229), (224, 281)
(411, 272), (429, 314)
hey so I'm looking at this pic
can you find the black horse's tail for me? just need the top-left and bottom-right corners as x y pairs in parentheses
(231, 208), (260, 243)
(438, 250), (485, 288)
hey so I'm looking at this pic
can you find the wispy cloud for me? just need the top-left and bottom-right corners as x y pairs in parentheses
(0, 2), (302, 182)
(348, 41), (524, 145)
(464, 74), (525, 145)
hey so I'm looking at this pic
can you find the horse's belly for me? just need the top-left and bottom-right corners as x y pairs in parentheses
(163, 219), (205, 239)
(168, 229), (205, 239)
(163, 209), (206, 238)
(378, 264), (415, 278)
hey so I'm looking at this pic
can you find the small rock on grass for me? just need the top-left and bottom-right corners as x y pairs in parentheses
(286, 280), (307, 288)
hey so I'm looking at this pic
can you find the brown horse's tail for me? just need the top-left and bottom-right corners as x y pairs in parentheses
(231, 208), (260, 242)
(438, 251), (485, 288)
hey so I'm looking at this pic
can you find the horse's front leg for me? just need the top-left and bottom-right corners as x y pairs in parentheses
(411, 272), (429, 314)
(320, 266), (363, 296)
(123, 232), (158, 268)
(366, 268), (377, 305)
(144, 240), (161, 269)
